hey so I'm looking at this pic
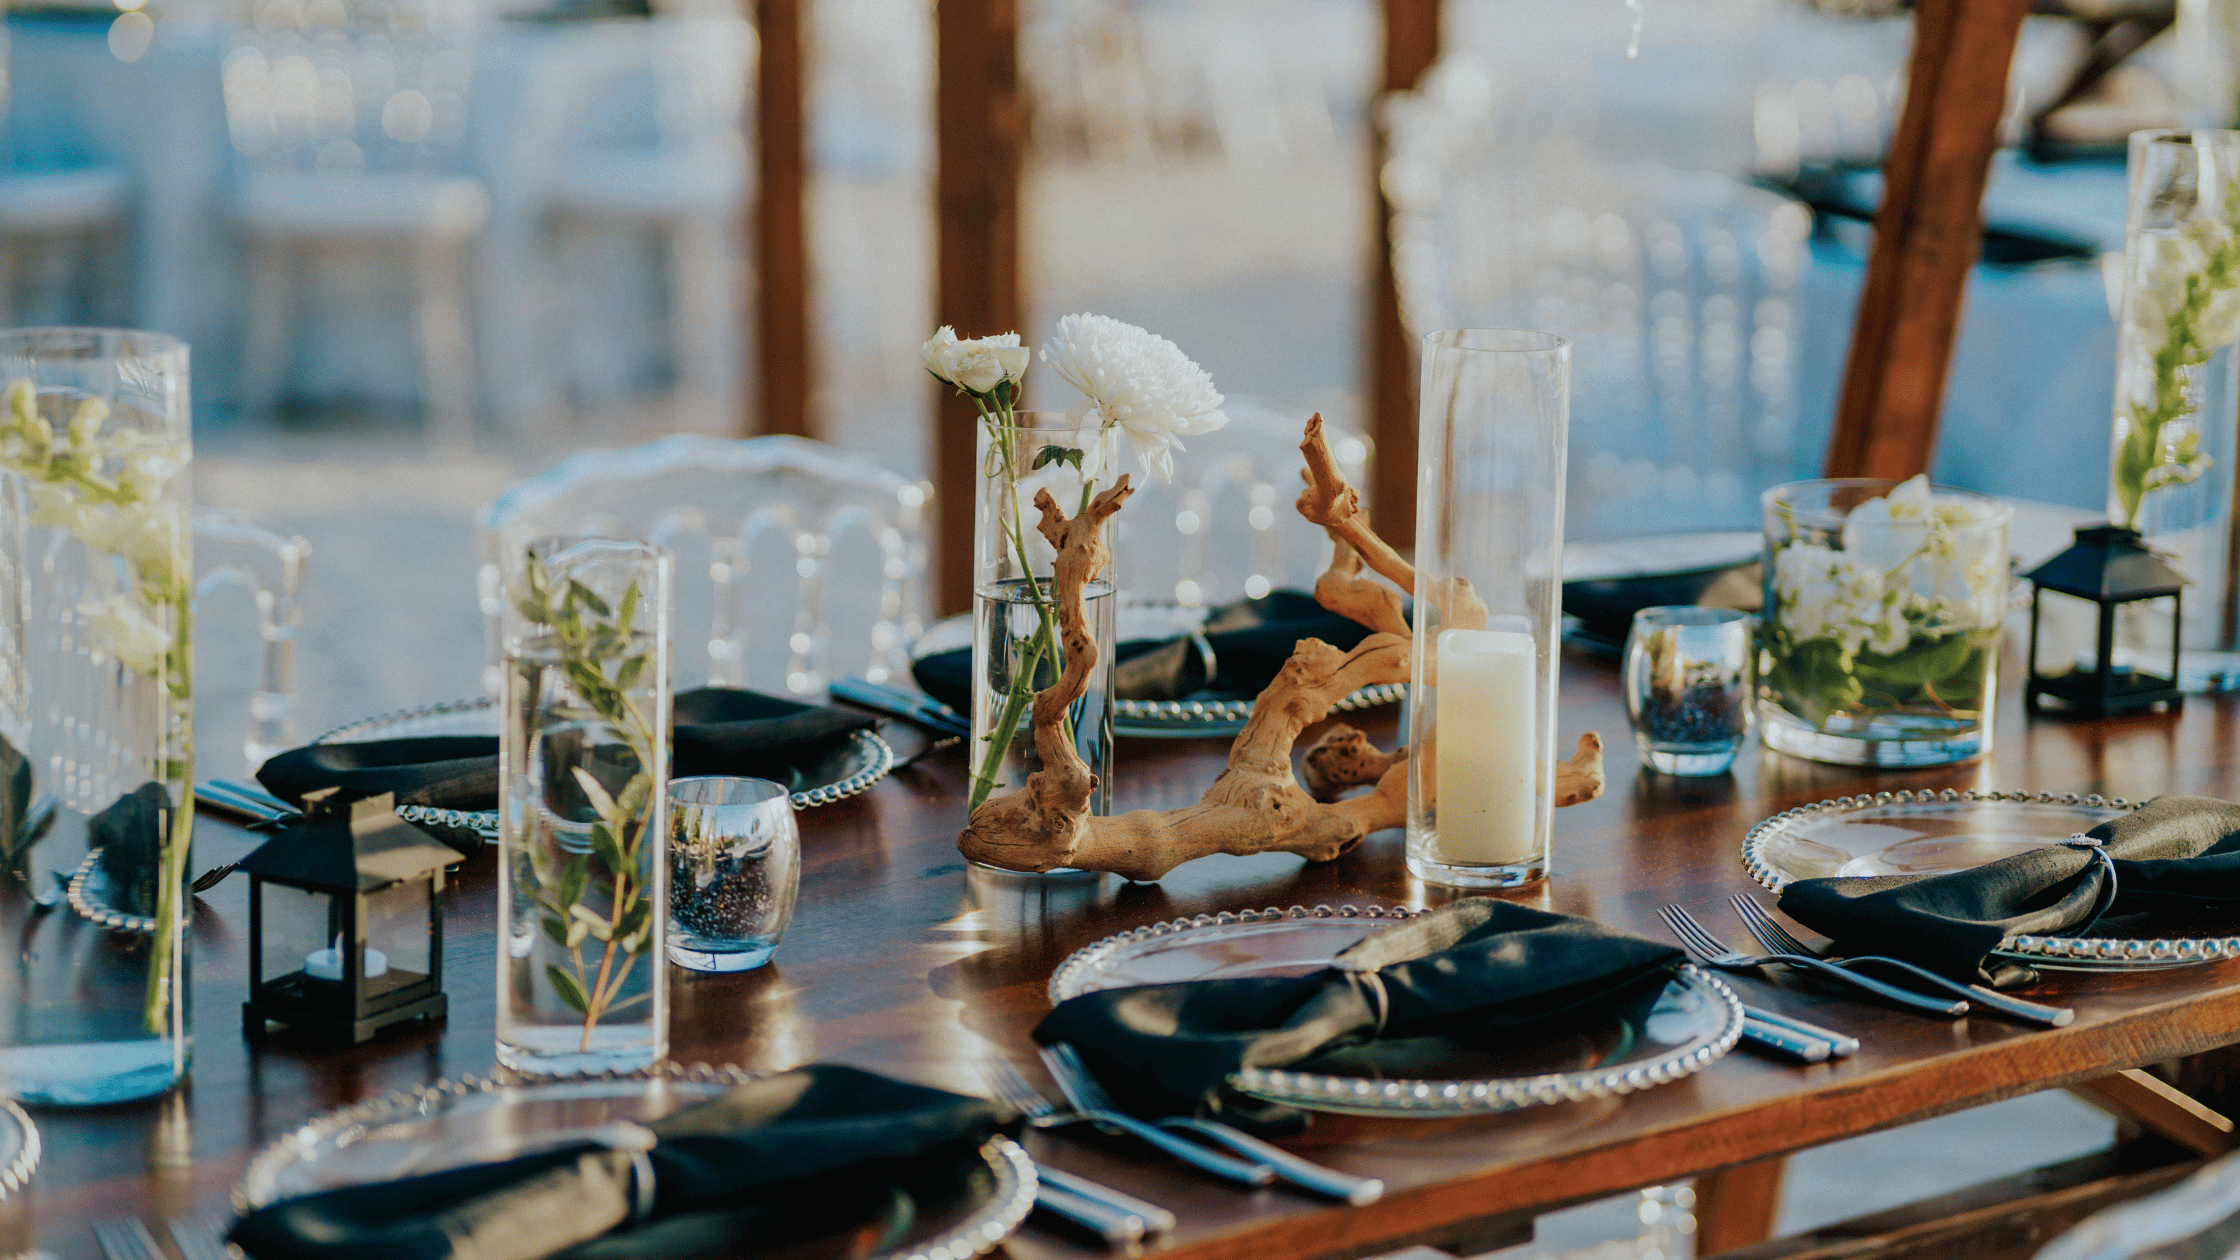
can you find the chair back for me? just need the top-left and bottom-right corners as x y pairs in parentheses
(478, 434), (931, 696)
(1385, 63), (1815, 542)
(193, 509), (311, 774)
(1111, 399), (1373, 609)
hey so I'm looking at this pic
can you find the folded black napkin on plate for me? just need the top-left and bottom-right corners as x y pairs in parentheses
(1034, 899), (1682, 1131)
(912, 590), (1381, 712)
(1778, 795), (2240, 988)
(228, 1064), (1013, 1260)
(256, 688), (876, 814)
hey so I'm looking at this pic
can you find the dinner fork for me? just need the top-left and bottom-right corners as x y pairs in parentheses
(1042, 1043), (1384, 1205)
(982, 1053), (1273, 1186)
(1728, 894), (2073, 1028)
(170, 1213), (244, 1260)
(1656, 904), (1968, 1018)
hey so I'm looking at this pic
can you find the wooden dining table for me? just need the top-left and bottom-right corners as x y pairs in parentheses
(15, 643), (2240, 1260)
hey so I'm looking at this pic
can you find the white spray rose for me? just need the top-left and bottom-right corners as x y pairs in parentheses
(920, 326), (1031, 397)
(1041, 314), (1227, 483)
(80, 594), (169, 676)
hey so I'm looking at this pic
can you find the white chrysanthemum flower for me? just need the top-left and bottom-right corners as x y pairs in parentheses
(1040, 314), (1227, 482)
(920, 326), (1030, 397)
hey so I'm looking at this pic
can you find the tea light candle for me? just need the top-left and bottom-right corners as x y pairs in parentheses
(1434, 627), (1538, 865)
(305, 934), (387, 982)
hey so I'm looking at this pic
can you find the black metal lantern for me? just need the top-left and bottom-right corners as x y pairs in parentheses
(241, 791), (454, 1044)
(2025, 524), (2187, 718)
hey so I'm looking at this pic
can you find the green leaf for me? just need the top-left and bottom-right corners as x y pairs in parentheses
(616, 899), (651, 941)
(589, 822), (628, 876)
(558, 854), (588, 909)
(1765, 637), (1862, 730)
(616, 583), (639, 637)
(568, 579), (612, 617)
(615, 655), (646, 690)
(1031, 445), (1084, 473)
(545, 964), (591, 1013)
(541, 915), (570, 950)
(616, 773), (651, 823)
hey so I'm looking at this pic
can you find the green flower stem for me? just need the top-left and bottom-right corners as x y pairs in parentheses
(142, 591), (191, 1037)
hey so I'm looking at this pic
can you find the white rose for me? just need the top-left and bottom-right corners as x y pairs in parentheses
(79, 594), (169, 676)
(920, 327), (1030, 397)
(1841, 474), (1932, 575)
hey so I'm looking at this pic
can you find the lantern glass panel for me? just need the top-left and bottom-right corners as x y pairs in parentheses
(2114, 597), (2180, 678)
(259, 882), (342, 993)
(2035, 588), (2105, 679)
(363, 879), (432, 1000)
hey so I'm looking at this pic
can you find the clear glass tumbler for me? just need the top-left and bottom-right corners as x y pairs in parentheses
(1624, 607), (1754, 776)
(666, 776), (799, 972)
(1406, 328), (1570, 889)
(497, 535), (672, 1075)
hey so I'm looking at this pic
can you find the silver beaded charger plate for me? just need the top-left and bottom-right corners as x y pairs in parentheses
(313, 697), (896, 843)
(1742, 789), (2240, 970)
(0, 1099), (38, 1201)
(234, 1066), (1035, 1260)
(1046, 905), (1744, 1117)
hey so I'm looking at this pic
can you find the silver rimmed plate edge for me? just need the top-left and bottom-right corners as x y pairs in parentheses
(1046, 903), (1745, 1117)
(1114, 682), (1406, 735)
(0, 1100), (37, 1200)
(311, 698), (894, 832)
(233, 1063), (1035, 1260)
(1741, 787), (2240, 967)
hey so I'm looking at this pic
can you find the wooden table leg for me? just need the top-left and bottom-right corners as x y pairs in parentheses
(1696, 1156), (1788, 1256)
(2070, 1069), (2239, 1157)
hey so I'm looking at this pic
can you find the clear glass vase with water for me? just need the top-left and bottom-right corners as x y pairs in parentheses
(497, 537), (671, 1075)
(968, 416), (1117, 827)
(2107, 130), (2240, 685)
(0, 330), (193, 1106)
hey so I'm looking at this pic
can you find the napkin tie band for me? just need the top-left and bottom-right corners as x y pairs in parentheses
(2062, 833), (2120, 935)
(1334, 959), (1392, 1035)
(626, 1148), (656, 1224)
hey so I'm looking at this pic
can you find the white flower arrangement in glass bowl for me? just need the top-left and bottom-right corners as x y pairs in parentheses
(1760, 476), (2011, 765)
(923, 315), (1228, 814)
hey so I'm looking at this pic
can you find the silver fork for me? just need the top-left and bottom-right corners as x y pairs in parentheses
(1657, 904), (1969, 1018)
(1042, 1043), (1383, 1205)
(984, 1053), (1273, 1186)
(92, 1218), (166, 1260)
(1728, 894), (2073, 1028)
(980, 1057), (1176, 1245)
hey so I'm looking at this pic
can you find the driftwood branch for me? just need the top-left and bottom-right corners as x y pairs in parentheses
(957, 415), (1603, 881)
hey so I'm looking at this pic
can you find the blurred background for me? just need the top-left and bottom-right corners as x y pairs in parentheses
(5, 0), (2222, 1249)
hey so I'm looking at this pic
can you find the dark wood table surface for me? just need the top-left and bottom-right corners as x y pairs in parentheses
(18, 647), (2240, 1260)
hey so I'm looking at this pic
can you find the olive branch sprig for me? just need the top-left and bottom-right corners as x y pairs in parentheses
(515, 553), (657, 1050)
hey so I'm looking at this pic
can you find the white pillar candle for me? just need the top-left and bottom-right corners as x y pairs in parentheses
(1433, 628), (1539, 865)
(305, 934), (388, 982)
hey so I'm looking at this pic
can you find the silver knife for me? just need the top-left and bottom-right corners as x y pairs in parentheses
(1740, 1016), (1832, 1063)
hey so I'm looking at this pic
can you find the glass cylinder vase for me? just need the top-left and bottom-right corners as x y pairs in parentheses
(968, 413), (1117, 828)
(1759, 479), (2010, 766)
(0, 329), (193, 1105)
(2108, 129), (2240, 681)
(497, 536), (671, 1075)
(1406, 329), (1570, 889)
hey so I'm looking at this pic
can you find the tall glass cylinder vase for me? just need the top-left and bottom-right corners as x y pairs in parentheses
(1406, 330), (1570, 889)
(497, 536), (671, 1074)
(2108, 129), (2240, 683)
(0, 329), (193, 1105)
(968, 413), (1117, 830)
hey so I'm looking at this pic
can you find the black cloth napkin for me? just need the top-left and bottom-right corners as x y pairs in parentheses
(1778, 795), (2240, 988)
(228, 1064), (1012, 1260)
(912, 589), (1380, 712)
(1034, 900), (1682, 1130)
(257, 688), (876, 814)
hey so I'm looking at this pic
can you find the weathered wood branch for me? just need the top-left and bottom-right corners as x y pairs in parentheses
(956, 415), (1603, 881)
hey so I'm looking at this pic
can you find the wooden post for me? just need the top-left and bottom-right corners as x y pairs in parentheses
(1821, 0), (2028, 479)
(934, 0), (1025, 615)
(755, 0), (811, 438)
(1367, 0), (1439, 547)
